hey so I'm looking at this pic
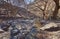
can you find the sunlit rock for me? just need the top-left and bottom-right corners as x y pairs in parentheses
(0, 29), (4, 33)
(40, 22), (58, 30)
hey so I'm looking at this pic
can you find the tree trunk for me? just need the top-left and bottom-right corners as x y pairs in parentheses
(52, 0), (59, 19)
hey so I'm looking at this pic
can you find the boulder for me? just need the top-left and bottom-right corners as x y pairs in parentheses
(40, 22), (58, 30)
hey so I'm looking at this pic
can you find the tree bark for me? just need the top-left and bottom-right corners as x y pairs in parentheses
(52, 0), (59, 19)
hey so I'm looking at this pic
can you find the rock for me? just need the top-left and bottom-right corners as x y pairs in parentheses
(40, 22), (58, 30)
(1, 24), (10, 31)
(25, 27), (39, 39)
(0, 29), (4, 33)
(0, 31), (10, 39)
(10, 25), (20, 39)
